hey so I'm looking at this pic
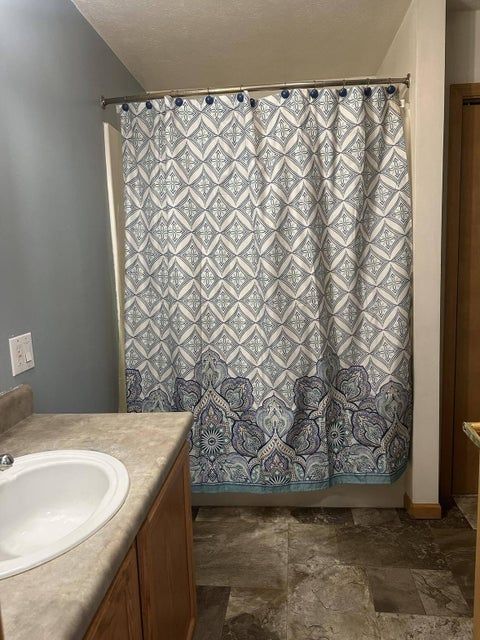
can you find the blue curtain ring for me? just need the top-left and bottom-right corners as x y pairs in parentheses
(338, 87), (347, 98)
(205, 95), (214, 105)
(175, 97), (183, 107)
(145, 100), (153, 110)
(364, 87), (372, 98)
(237, 92), (244, 102)
(281, 89), (290, 99)
(387, 85), (396, 95)
(310, 88), (319, 99)
(121, 103), (129, 112)
(250, 98), (256, 107)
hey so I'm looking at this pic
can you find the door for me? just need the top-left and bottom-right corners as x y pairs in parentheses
(137, 444), (196, 640)
(452, 102), (480, 494)
(84, 544), (143, 640)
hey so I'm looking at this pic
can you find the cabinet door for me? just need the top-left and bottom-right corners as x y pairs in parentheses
(137, 443), (196, 640)
(84, 544), (143, 640)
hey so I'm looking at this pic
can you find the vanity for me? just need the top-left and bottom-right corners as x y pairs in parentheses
(464, 421), (480, 640)
(0, 385), (196, 640)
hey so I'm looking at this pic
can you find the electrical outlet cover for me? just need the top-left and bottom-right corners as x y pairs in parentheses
(9, 332), (35, 376)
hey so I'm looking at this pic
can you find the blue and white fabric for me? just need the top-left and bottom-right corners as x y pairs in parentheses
(118, 86), (412, 493)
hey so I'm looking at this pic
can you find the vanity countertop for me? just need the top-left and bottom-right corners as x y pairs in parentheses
(463, 421), (480, 449)
(0, 409), (193, 640)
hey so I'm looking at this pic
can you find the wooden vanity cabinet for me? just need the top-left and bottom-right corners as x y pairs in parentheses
(84, 544), (143, 640)
(137, 442), (196, 640)
(85, 443), (196, 640)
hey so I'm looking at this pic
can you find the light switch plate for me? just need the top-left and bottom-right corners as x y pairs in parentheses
(9, 332), (35, 376)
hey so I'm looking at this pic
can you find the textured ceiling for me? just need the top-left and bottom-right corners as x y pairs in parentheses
(72, 0), (411, 91)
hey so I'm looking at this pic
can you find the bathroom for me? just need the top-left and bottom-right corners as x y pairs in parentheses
(1, 0), (480, 638)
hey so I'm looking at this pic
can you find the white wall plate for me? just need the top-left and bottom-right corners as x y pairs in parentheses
(9, 332), (35, 376)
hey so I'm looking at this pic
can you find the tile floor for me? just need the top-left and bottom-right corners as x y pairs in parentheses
(192, 501), (477, 640)
(454, 495), (477, 530)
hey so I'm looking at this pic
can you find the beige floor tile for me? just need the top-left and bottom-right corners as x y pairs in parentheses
(366, 567), (424, 614)
(411, 569), (470, 617)
(222, 588), (286, 640)
(289, 563), (374, 615)
(288, 523), (340, 566)
(194, 520), (288, 589)
(454, 495), (477, 530)
(376, 612), (473, 639)
(288, 612), (380, 640)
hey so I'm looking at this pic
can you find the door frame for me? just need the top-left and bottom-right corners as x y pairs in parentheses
(440, 83), (480, 505)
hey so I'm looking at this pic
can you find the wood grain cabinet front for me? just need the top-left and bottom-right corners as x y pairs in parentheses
(84, 544), (143, 640)
(85, 442), (196, 640)
(137, 442), (196, 640)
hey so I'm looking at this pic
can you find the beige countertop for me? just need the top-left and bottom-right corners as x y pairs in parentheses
(0, 409), (193, 640)
(464, 421), (480, 450)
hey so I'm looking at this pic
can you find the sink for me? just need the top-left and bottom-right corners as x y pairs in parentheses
(0, 450), (129, 579)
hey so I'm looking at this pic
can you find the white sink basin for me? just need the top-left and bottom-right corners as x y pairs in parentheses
(0, 450), (129, 579)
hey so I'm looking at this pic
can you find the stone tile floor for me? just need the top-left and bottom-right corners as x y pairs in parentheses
(454, 495), (477, 530)
(192, 503), (476, 640)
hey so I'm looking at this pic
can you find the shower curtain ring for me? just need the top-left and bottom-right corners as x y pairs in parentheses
(364, 78), (372, 98)
(387, 77), (396, 95)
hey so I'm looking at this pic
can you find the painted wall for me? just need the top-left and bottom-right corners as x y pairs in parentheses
(446, 9), (480, 85)
(0, 0), (142, 412)
(377, 0), (447, 505)
(444, 9), (480, 165)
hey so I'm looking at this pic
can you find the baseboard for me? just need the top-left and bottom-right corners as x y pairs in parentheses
(404, 493), (442, 519)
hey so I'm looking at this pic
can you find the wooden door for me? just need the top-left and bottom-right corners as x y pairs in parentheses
(84, 544), (143, 640)
(452, 103), (480, 494)
(137, 444), (196, 640)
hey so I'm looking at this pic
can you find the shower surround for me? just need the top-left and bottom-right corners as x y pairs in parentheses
(119, 86), (412, 494)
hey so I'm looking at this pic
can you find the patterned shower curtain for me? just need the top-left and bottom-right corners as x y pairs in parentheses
(119, 86), (412, 493)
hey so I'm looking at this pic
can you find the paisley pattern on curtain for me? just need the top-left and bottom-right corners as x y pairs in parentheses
(119, 86), (412, 492)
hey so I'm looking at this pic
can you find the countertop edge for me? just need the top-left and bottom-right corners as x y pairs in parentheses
(463, 421), (480, 450)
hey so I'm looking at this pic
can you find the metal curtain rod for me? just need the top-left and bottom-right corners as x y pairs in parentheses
(101, 73), (410, 108)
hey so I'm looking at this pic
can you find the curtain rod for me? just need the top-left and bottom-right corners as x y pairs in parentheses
(100, 73), (410, 108)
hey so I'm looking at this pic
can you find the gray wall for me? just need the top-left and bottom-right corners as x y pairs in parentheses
(0, 0), (142, 412)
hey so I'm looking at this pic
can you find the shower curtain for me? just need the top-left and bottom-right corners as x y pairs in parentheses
(119, 86), (412, 493)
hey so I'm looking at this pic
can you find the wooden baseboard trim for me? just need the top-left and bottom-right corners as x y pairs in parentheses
(404, 493), (442, 519)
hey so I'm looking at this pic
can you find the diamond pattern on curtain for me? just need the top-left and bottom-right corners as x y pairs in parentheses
(119, 86), (412, 492)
